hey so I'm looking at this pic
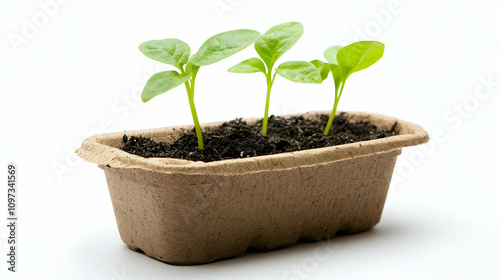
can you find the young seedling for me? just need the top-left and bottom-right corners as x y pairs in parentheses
(228, 22), (322, 136)
(139, 29), (261, 149)
(311, 41), (385, 135)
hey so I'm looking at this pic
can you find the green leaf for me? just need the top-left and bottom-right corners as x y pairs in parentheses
(329, 63), (344, 95)
(184, 61), (196, 74)
(276, 61), (322, 84)
(310, 60), (330, 80)
(190, 29), (261, 66)
(139, 39), (190, 69)
(141, 71), (192, 102)
(254, 22), (304, 68)
(337, 41), (384, 78)
(228, 58), (266, 73)
(323, 45), (342, 65)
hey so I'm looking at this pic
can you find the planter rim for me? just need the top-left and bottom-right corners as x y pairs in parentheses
(76, 111), (429, 175)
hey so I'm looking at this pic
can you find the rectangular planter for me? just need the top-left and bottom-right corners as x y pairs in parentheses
(77, 111), (429, 265)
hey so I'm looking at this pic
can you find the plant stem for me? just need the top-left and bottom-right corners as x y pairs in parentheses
(187, 94), (203, 149)
(183, 66), (204, 150)
(324, 81), (346, 135)
(262, 68), (277, 136)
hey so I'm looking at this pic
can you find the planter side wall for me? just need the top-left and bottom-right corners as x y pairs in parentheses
(102, 148), (401, 265)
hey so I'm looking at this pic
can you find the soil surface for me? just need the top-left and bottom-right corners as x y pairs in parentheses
(121, 113), (398, 162)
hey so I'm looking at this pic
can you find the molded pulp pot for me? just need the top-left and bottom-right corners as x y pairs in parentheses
(77, 111), (429, 265)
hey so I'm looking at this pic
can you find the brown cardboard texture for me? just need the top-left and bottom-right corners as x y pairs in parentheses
(77, 111), (429, 265)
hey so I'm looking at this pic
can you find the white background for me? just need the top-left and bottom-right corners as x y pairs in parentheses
(1, 0), (500, 279)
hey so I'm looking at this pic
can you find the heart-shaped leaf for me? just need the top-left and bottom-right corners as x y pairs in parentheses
(310, 60), (330, 80)
(142, 71), (192, 102)
(228, 58), (266, 73)
(276, 61), (322, 84)
(323, 45), (342, 65)
(139, 39), (191, 69)
(190, 29), (261, 66)
(337, 41), (384, 78)
(255, 22), (304, 67)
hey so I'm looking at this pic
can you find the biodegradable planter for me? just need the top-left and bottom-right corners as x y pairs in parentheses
(77, 111), (429, 265)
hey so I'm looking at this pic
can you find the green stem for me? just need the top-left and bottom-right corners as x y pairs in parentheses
(324, 81), (346, 135)
(262, 68), (277, 136)
(184, 66), (204, 150)
(187, 94), (203, 149)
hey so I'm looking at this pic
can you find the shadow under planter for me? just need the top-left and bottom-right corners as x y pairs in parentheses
(77, 111), (429, 265)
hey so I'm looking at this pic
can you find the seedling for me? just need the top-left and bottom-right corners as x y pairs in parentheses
(139, 29), (261, 149)
(228, 22), (322, 136)
(311, 41), (384, 135)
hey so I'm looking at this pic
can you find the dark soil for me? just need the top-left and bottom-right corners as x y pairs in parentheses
(121, 113), (398, 162)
